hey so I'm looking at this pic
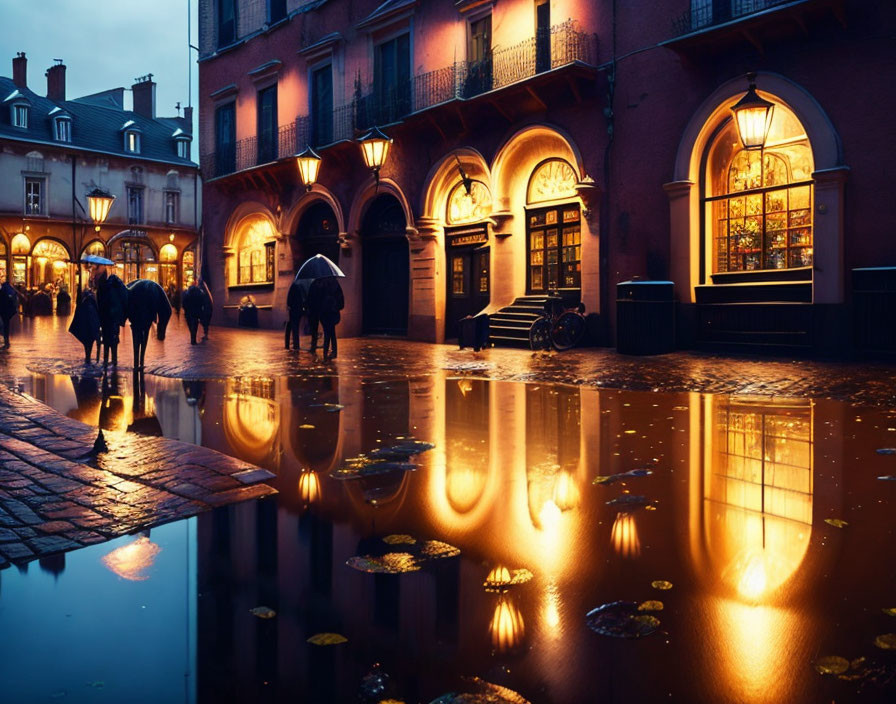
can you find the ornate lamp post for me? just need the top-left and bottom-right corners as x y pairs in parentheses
(80, 187), (116, 296)
(358, 126), (392, 189)
(731, 72), (775, 151)
(296, 146), (322, 191)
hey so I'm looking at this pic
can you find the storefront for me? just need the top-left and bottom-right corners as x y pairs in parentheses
(159, 243), (178, 290)
(10, 233), (30, 287)
(30, 239), (72, 292)
(110, 238), (159, 284)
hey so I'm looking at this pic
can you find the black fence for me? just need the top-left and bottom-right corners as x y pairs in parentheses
(200, 20), (597, 180)
(672, 0), (806, 35)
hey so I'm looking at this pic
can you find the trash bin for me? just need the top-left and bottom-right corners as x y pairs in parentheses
(616, 280), (675, 355)
(458, 313), (490, 351)
(852, 267), (896, 353)
(238, 295), (259, 328)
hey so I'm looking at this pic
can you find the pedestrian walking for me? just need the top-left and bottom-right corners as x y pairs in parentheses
(94, 266), (128, 367)
(68, 290), (101, 363)
(0, 281), (20, 348)
(285, 278), (306, 350)
(182, 278), (213, 344)
(307, 276), (344, 359)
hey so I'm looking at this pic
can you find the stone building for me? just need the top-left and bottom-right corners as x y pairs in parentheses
(0, 53), (200, 301)
(198, 0), (895, 353)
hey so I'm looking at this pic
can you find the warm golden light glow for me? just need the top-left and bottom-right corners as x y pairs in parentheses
(543, 582), (561, 632)
(485, 565), (512, 588)
(358, 127), (392, 174)
(101, 536), (160, 581)
(86, 187), (116, 225)
(489, 594), (525, 652)
(159, 243), (178, 263)
(222, 381), (279, 464)
(732, 96), (774, 151)
(551, 470), (580, 512)
(446, 464), (487, 513)
(296, 146), (322, 189)
(10, 233), (30, 255)
(611, 512), (641, 558)
(298, 471), (321, 504)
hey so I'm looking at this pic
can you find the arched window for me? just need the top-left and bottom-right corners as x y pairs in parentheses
(159, 243), (179, 290)
(111, 240), (157, 283)
(233, 215), (276, 285)
(446, 179), (491, 225)
(0, 240), (7, 284)
(10, 233), (29, 286)
(31, 239), (71, 291)
(705, 104), (814, 274)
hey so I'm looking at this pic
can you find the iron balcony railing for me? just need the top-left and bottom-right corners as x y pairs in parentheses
(672, 0), (809, 36)
(200, 20), (596, 180)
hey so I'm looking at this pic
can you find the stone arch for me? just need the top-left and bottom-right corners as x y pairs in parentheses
(346, 177), (414, 242)
(222, 201), (278, 250)
(280, 186), (346, 270)
(419, 148), (491, 230)
(668, 71), (846, 305)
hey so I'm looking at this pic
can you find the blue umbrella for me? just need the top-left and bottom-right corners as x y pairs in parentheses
(81, 254), (115, 265)
(295, 254), (345, 282)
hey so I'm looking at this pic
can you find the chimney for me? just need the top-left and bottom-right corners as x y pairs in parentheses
(132, 74), (156, 118)
(12, 52), (27, 89)
(46, 61), (66, 102)
(183, 105), (193, 128)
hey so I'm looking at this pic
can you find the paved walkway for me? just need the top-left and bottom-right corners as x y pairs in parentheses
(0, 384), (275, 567)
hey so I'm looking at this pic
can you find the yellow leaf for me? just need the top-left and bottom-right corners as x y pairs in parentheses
(883, 608), (896, 617)
(873, 633), (896, 650)
(824, 518), (848, 528)
(383, 534), (417, 545)
(249, 606), (276, 619)
(299, 424), (315, 429)
(306, 632), (348, 646)
(624, 430), (637, 434)
(813, 655), (849, 675)
(638, 600), (664, 612)
(651, 580), (673, 591)
(644, 505), (657, 511)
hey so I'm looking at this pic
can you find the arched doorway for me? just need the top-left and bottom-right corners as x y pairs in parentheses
(361, 194), (409, 335)
(31, 239), (72, 292)
(292, 201), (340, 270)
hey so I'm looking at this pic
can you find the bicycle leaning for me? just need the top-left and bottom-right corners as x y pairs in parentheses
(528, 296), (587, 351)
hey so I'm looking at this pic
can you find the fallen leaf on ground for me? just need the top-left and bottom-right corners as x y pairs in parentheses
(651, 580), (674, 590)
(638, 600), (664, 611)
(306, 632), (347, 646)
(873, 633), (896, 650)
(346, 553), (421, 574)
(593, 468), (654, 485)
(814, 655), (850, 675)
(420, 540), (461, 559)
(824, 518), (849, 528)
(484, 567), (534, 590)
(383, 534), (416, 545)
(298, 424), (315, 429)
(586, 601), (661, 639)
(428, 677), (532, 703)
(250, 606), (276, 619)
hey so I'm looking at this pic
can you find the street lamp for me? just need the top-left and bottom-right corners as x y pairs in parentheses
(731, 72), (775, 151)
(86, 187), (116, 231)
(296, 146), (322, 191)
(358, 126), (392, 188)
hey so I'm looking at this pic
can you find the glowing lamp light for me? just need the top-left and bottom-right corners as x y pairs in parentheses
(731, 72), (774, 151)
(86, 187), (116, 231)
(296, 146), (322, 191)
(358, 126), (392, 185)
(298, 470), (321, 504)
(489, 595), (525, 652)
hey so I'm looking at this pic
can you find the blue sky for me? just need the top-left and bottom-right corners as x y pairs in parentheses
(0, 0), (198, 133)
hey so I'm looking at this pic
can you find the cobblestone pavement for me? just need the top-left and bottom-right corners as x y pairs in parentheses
(0, 383), (275, 568)
(4, 313), (896, 406)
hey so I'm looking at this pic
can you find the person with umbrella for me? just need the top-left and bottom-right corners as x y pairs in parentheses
(84, 255), (128, 367)
(297, 254), (345, 359)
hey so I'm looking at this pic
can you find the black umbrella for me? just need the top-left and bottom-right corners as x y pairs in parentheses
(295, 254), (345, 282)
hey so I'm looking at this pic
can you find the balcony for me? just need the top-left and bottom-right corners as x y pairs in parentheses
(666, 0), (845, 51)
(200, 20), (597, 181)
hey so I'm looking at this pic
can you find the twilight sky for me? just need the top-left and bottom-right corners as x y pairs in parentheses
(0, 0), (198, 133)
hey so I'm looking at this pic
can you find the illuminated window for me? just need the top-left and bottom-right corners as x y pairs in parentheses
(451, 255), (466, 295)
(706, 104), (814, 273)
(124, 130), (141, 153)
(24, 177), (44, 215)
(159, 243), (178, 290)
(233, 216), (276, 286)
(446, 180), (491, 225)
(527, 205), (580, 292)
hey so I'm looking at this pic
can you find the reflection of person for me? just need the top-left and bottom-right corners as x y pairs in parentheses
(307, 277), (344, 359)
(285, 280), (306, 350)
(0, 281), (20, 348)
(68, 290), (102, 363)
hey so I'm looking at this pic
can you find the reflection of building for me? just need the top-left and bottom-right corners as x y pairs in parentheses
(0, 53), (199, 295)
(198, 1), (892, 353)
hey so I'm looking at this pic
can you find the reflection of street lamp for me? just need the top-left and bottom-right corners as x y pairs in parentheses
(296, 146), (322, 191)
(731, 72), (774, 151)
(358, 126), (392, 189)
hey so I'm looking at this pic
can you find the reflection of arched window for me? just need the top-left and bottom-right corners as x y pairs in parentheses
(706, 396), (813, 600)
(445, 378), (490, 513)
(223, 378), (279, 466)
(232, 215), (275, 285)
(706, 105), (814, 274)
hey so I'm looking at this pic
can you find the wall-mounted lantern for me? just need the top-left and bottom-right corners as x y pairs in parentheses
(296, 146), (322, 191)
(731, 72), (775, 151)
(86, 187), (116, 231)
(358, 126), (392, 187)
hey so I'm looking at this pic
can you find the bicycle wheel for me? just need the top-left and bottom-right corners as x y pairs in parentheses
(529, 318), (552, 350)
(551, 312), (586, 351)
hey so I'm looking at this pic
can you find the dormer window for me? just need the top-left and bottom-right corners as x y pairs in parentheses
(172, 129), (191, 159)
(54, 116), (72, 142)
(126, 130), (141, 153)
(13, 103), (29, 128)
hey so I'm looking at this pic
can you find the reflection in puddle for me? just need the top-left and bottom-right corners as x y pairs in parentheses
(101, 535), (161, 581)
(20, 371), (896, 703)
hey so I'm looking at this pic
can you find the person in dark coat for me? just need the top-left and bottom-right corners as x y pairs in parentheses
(285, 280), (306, 350)
(56, 288), (72, 316)
(94, 268), (128, 366)
(31, 288), (53, 316)
(182, 279), (214, 345)
(0, 281), (19, 348)
(306, 277), (344, 359)
(68, 290), (101, 363)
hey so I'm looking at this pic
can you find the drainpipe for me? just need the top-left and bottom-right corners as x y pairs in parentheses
(599, 0), (617, 346)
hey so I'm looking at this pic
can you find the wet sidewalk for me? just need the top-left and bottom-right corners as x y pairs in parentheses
(4, 314), (896, 406)
(0, 384), (275, 567)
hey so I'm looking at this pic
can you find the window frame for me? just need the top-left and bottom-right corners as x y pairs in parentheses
(175, 137), (190, 159)
(214, 101), (237, 174)
(54, 116), (72, 142)
(12, 103), (28, 128)
(373, 32), (412, 123)
(127, 186), (145, 225)
(525, 203), (582, 294)
(256, 83), (278, 164)
(24, 177), (45, 216)
(164, 190), (179, 225)
(124, 130), (141, 154)
(309, 61), (334, 146)
(217, 0), (237, 48)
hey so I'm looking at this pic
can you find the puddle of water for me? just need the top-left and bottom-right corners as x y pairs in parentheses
(3, 370), (895, 703)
